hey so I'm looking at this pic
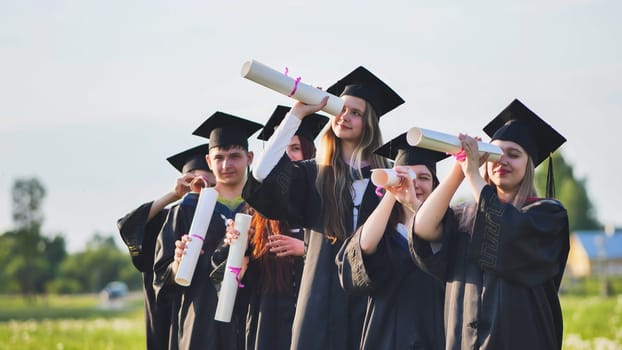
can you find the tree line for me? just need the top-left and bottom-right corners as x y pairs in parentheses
(0, 178), (140, 297)
(0, 152), (602, 298)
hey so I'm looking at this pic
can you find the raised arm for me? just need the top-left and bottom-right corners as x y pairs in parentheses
(458, 134), (488, 204)
(413, 162), (464, 241)
(252, 98), (328, 182)
(359, 193), (397, 255)
(147, 172), (213, 221)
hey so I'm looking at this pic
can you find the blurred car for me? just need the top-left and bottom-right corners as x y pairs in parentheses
(100, 281), (128, 301)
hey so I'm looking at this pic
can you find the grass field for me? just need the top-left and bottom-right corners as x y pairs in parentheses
(0, 292), (620, 349)
(0, 293), (145, 350)
(562, 295), (622, 349)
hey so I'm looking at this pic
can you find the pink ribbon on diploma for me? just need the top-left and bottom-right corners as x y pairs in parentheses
(284, 67), (302, 97)
(228, 266), (245, 288)
(190, 233), (205, 241)
(450, 149), (467, 162)
(375, 186), (384, 198)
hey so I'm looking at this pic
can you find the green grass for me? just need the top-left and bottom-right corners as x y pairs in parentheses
(0, 318), (144, 350)
(0, 293), (145, 350)
(0, 294), (144, 322)
(0, 289), (621, 349)
(561, 295), (622, 350)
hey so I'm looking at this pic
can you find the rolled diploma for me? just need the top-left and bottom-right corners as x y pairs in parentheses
(241, 60), (344, 116)
(371, 168), (416, 187)
(406, 127), (503, 161)
(174, 187), (218, 287)
(214, 213), (252, 323)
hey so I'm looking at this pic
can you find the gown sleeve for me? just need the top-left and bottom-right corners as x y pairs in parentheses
(252, 112), (301, 182)
(243, 154), (293, 220)
(152, 196), (195, 301)
(337, 226), (404, 295)
(244, 158), (319, 229)
(409, 208), (457, 282)
(244, 111), (321, 226)
(116, 201), (167, 272)
(468, 185), (570, 287)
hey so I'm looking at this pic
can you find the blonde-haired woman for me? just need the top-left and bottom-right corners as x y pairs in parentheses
(410, 99), (569, 349)
(245, 66), (404, 350)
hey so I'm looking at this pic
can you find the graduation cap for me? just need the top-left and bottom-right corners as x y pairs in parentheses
(166, 143), (211, 174)
(326, 66), (404, 118)
(374, 133), (449, 173)
(257, 105), (329, 142)
(483, 98), (567, 198)
(193, 112), (263, 150)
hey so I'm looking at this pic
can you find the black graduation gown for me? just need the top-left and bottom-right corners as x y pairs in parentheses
(245, 230), (304, 350)
(117, 202), (173, 350)
(244, 156), (380, 350)
(337, 227), (445, 350)
(409, 185), (570, 350)
(153, 193), (250, 350)
(212, 226), (304, 350)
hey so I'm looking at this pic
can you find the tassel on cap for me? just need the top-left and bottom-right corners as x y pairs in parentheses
(546, 154), (555, 199)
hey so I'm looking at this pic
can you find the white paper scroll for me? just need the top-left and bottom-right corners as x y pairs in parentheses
(214, 213), (252, 323)
(371, 168), (417, 187)
(241, 59), (344, 116)
(406, 127), (503, 162)
(175, 187), (218, 287)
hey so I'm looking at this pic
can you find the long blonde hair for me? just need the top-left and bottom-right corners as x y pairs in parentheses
(315, 101), (389, 241)
(458, 156), (537, 232)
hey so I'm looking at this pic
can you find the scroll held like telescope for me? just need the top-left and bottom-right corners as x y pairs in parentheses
(406, 127), (503, 162)
(174, 187), (218, 287)
(214, 213), (252, 323)
(371, 168), (416, 187)
(241, 60), (344, 116)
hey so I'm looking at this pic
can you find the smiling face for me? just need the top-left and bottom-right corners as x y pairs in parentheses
(331, 95), (366, 143)
(408, 164), (435, 202)
(206, 145), (253, 187)
(487, 139), (528, 194)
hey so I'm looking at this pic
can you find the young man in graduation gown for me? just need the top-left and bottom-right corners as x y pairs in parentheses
(216, 105), (328, 350)
(153, 112), (262, 350)
(244, 67), (404, 350)
(117, 144), (214, 350)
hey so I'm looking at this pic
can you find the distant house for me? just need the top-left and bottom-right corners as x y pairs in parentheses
(566, 230), (622, 278)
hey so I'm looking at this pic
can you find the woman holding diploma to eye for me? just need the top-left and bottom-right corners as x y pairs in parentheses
(409, 99), (569, 349)
(244, 66), (404, 350)
(335, 133), (447, 350)
(153, 112), (262, 350)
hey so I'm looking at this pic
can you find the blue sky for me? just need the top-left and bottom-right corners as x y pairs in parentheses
(1, 0), (620, 252)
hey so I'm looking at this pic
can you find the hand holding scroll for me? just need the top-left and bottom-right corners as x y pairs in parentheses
(382, 166), (421, 214)
(173, 235), (204, 272)
(407, 127), (502, 161)
(241, 60), (344, 116)
(457, 134), (488, 178)
(290, 96), (329, 121)
(174, 187), (218, 286)
(214, 213), (252, 323)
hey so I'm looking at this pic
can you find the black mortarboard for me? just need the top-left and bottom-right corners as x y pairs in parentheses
(326, 66), (404, 118)
(257, 105), (329, 142)
(483, 99), (566, 167)
(483, 98), (566, 198)
(192, 112), (263, 150)
(374, 133), (449, 173)
(166, 143), (211, 174)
